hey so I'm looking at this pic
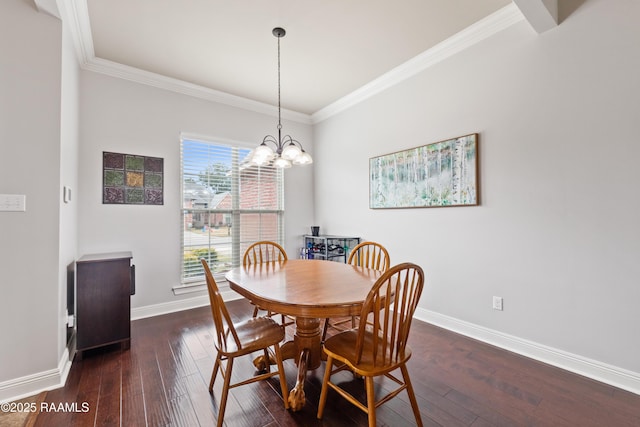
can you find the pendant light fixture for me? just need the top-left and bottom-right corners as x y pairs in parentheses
(249, 27), (312, 168)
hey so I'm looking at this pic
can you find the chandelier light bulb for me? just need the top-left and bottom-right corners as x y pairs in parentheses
(254, 143), (275, 159)
(273, 156), (292, 168)
(293, 150), (313, 165)
(281, 142), (302, 161)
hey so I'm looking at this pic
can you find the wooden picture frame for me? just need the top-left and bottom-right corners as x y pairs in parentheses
(369, 133), (478, 209)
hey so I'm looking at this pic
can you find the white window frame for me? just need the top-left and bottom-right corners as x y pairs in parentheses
(177, 133), (284, 291)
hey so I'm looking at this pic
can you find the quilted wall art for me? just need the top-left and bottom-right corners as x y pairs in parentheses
(103, 151), (164, 205)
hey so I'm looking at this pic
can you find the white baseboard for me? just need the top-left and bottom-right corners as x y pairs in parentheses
(415, 307), (640, 396)
(131, 287), (241, 320)
(0, 348), (72, 404)
(131, 295), (210, 320)
(0, 290), (240, 403)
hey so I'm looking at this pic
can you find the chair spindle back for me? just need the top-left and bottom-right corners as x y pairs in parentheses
(243, 241), (288, 266)
(347, 241), (390, 272)
(201, 259), (241, 353)
(355, 262), (424, 366)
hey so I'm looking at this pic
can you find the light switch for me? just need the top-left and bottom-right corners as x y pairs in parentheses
(0, 194), (26, 212)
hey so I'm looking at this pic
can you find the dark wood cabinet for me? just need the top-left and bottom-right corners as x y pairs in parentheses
(76, 252), (134, 357)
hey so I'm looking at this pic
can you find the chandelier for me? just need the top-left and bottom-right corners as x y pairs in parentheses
(249, 27), (312, 168)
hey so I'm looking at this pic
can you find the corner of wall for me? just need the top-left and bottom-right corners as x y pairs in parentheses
(0, 348), (72, 403)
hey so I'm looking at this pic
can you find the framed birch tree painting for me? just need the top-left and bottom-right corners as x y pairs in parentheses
(369, 133), (478, 208)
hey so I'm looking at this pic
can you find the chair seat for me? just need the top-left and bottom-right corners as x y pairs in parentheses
(323, 329), (412, 376)
(219, 316), (284, 356)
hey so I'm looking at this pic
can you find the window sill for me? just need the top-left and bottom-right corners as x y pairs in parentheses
(172, 281), (207, 295)
(172, 276), (232, 296)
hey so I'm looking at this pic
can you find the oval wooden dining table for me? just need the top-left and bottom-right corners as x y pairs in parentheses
(225, 259), (382, 411)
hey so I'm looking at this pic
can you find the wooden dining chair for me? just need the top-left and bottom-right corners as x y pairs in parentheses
(317, 262), (424, 427)
(322, 241), (390, 341)
(201, 259), (290, 427)
(243, 240), (288, 266)
(243, 241), (293, 326)
(348, 241), (390, 271)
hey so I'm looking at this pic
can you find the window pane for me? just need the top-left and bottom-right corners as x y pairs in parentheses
(240, 169), (281, 210)
(239, 213), (281, 254)
(182, 140), (234, 209)
(182, 211), (233, 279)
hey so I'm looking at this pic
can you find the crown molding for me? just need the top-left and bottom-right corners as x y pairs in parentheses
(84, 57), (312, 125)
(58, 0), (311, 125)
(312, 3), (525, 123)
(60, 1), (522, 126)
(59, 0), (94, 65)
(34, 0), (60, 19)
(512, 0), (558, 33)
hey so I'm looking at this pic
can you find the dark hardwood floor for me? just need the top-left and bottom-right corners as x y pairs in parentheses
(34, 299), (640, 426)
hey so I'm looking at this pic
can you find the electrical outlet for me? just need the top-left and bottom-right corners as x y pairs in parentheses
(492, 296), (503, 311)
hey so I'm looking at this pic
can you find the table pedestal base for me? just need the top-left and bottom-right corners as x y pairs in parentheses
(254, 316), (323, 411)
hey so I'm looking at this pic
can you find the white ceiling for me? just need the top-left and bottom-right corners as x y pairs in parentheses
(80, 0), (512, 116)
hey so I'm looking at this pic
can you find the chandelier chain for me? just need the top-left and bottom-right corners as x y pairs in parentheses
(277, 33), (282, 130)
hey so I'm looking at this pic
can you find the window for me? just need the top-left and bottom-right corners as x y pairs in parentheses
(181, 135), (284, 284)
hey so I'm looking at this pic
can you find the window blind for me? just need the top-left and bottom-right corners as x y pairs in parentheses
(180, 137), (284, 283)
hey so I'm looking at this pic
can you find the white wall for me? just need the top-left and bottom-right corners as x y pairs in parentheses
(314, 0), (640, 383)
(58, 6), (80, 363)
(0, 0), (65, 396)
(78, 71), (314, 309)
